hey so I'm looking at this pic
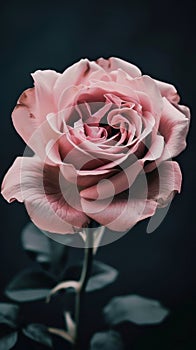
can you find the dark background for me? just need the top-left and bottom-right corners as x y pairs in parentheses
(0, 0), (196, 349)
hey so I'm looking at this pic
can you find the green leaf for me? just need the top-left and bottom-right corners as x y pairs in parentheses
(104, 295), (169, 326)
(0, 331), (18, 350)
(0, 303), (19, 328)
(5, 269), (56, 302)
(21, 223), (69, 273)
(90, 331), (124, 350)
(86, 261), (118, 292)
(23, 323), (53, 348)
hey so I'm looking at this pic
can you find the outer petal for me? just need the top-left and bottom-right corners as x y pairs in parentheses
(12, 70), (59, 153)
(155, 78), (180, 103)
(81, 160), (182, 231)
(81, 195), (157, 232)
(132, 161), (182, 207)
(12, 88), (38, 146)
(96, 57), (141, 78)
(31, 69), (59, 120)
(54, 59), (105, 101)
(124, 75), (163, 118)
(145, 98), (190, 173)
(147, 161), (182, 207)
(160, 98), (190, 157)
(1, 157), (89, 233)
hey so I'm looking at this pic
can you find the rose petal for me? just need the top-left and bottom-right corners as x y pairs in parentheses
(160, 98), (190, 157)
(143, 135), (165, 163)
(31, 69), (59, 119)
(147, 161), (182, 207)
(12, 88), (38, 148)
(81, 160), (181, 231)
(81, 194), (157, 231)
(12, 71), (59, 157)
(127, 75), (163, 118)
(145, 98), (190, 172)
(96, 57), (141, 78)
(155, 79), (180, 103)
(1, 157), (89, 233)
(54, 59), (104, 102)
(80, 160), (143, 199)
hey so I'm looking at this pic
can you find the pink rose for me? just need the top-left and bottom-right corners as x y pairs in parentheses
(1, 57), (190, 234)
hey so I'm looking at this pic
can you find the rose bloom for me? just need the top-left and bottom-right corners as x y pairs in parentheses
(2, 57), (190, 233)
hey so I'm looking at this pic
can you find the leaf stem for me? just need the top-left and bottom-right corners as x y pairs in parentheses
(73, 229), (94, 349)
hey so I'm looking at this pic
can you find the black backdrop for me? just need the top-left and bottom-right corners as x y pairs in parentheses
(0, 0), (196, 349)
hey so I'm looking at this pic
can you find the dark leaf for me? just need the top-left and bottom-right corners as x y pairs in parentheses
(0, 303), (19, 328)
(90, 330), (124, 350)
(22, 223), (51, 263)
(86, 261), (118, 292)
(44, 231), (75, 246)
(5, 269), (56, 302)
(104, 295), (169, 326)
(0, 331), (18, 350)
(64, 260), (118, 292)
(23, 323), (53, 348)
(21, 223), (69, 273)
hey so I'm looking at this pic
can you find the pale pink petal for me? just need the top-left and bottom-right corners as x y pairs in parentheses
(12, 88), (39, 148)
(81, 194), (157, 232)
(31, 69), (59, 119)
(143, 135), (165, 163)
(175, 104), (190, 119)
(54, 59), (104, 100)
(147, 161), (182, 207)
(1, 158), (24, 203)
(32, 69), (60, 90)
(85, 80), (139, 103)
(13, 107), (62, 162)
(80, 160), (143, 200)
(12, 71), (59, 155)
(1, 157), (89, 233)
(96, 57), (141, 78)
(155, 79), (180, 103)
(145, 98), (190, 173)
(45, 139), (117, 188)
(127, 75), (163, 118)
(58, 86), (79, 110)
(160, 98), (190, 158)
(81, 160), (181, 231)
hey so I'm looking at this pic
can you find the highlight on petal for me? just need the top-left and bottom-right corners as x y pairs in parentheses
(12, 71), (58, 155)
(155, 78), (180, 103)
(159, 98), (190, 159)
(1, 156), (89, 234)
(54, 58), (104, 99)
(126, 75), (163, 118)
(31, 69), (59, 120)
(12, 88), (38, 146)
(31, 69), (60, 93)
(145, 98), (190, 173)
(147, 161), (182, 207)
(96, 57), (141, 78)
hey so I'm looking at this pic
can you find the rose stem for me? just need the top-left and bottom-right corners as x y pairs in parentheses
(73, 228), (94, 349)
